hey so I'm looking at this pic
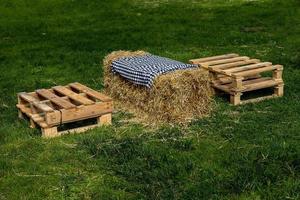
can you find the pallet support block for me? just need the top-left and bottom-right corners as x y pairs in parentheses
(42, 127), (59, 138)
(98, 113), (112, 126)
(190, 54), (284, 105)
(230, 92), (242, 106)
(17, 82), (113, 138)
(274, 84), (284, 97)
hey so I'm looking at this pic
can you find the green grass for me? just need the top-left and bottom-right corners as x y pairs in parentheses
(0, 0), (299, 199)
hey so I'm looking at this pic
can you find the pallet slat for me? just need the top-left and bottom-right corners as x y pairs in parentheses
(220, 77), (281, 92)
(224, 62), (272, 74)
(189, 53), (239, 64)
(211, 59), (260, 70)
(52, 86), (94, 105)
(233, 65), (278, 77)
(69, 82), (112, 102)
(242, 79), (281, 92)
(201, 56), (250, 66)
(61, 102), (113, 123)
(36, 89), (76, 109)
(19, 92), (54, 112)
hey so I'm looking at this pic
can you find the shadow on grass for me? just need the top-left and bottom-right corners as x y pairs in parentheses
(79, 124), (299, 199)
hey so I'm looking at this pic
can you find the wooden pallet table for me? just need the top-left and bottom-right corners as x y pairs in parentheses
(16, 82), (113, 138)
(189, 53), (284, 105)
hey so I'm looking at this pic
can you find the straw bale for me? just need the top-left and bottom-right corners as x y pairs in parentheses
(103, 50), (213, 124)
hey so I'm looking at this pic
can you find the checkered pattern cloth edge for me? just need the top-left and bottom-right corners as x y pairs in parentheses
(111, 54), (198, 87)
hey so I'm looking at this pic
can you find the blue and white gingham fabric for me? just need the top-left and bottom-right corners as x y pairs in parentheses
(111, 54), (197, 87)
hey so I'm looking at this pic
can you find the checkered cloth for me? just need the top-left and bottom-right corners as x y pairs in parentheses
(111, 54), (198, 87)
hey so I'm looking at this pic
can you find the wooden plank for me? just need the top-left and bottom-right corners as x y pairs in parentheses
(69, 82), (112, 102)
(242, 77), (271, 85)
(52, 86), (94, 105)
(226, 78), (280, 92)
(219, 77), (265, 89)
(189, 53), (239, 64)
(61, 101), (113, 123)
(18, 92), (54, 112)
(224, 62), (272, 73)
(17, 104), (34, 116)
(215, 77), (276, 92)
(19, 92), (39, 103)
(201, 56), (250, 66)
(208, 68), (233, 77)
(212, 59), (260, 70)
(220, 77), (279, 90)
(243, 79), (280, 92)
(214, 74), (261, 85)
(17, 105), (49, 128)
(212, 84), (232, 93)
(232, 65), (279, 77)
(36, 89), (76, 109)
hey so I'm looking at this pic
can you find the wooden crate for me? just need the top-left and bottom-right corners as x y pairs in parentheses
(17, 82), (113, 138)
(189, 53), (284, 105)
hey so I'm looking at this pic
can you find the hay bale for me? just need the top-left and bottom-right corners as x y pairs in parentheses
(103, 50), (214, 124)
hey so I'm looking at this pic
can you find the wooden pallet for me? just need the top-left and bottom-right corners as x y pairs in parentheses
(17, 82), (113, 138)
(189, 54), (284, 105)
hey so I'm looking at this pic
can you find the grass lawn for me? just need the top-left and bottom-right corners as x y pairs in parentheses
(0, 0), (299, 199)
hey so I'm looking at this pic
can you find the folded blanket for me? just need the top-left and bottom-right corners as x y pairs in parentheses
(111, 54), (197, 87)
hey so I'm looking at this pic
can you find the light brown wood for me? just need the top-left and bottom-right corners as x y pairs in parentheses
(200, 56), (250, 66)
(273, 66), (283, 81)
(209, 72), (219, 83)
(230, 93), (242, 105)
(223, 62), (272, 73)
(36, 89), (76, 109)
(17, 82), (113, 137)
(232, 77), (244, 90)
(190, 53), (284, 105)
(214, 74), (261, 85)
(98, 113), (112, 125)
(240, 77), (271, 85)
(242, 79), (281, 92)
(274, 85), (284, 96)
(211, 59), (260, 70)
(45, 111), (61, 126)
(52, 86), (94, 105)
(189, 53), (239, 64)
(61, 102), (113, 123)
(18, 92), (54, 112)
(212, 84), (232, 93)
(208, 68), (233, 77)
(232, 65), (279, 77)
(42, 127), (59, 138)
(69, 82), (112, 102)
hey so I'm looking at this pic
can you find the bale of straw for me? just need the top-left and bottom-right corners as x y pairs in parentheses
(103, 50), (213, 124)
